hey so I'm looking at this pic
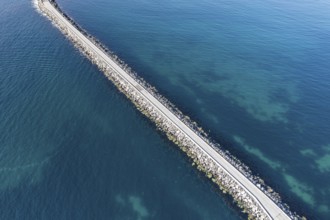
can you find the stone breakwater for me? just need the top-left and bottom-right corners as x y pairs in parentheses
(36, 0), (304, 219)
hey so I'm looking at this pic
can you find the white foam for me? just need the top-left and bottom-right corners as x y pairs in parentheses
(32, 0), (41, 13)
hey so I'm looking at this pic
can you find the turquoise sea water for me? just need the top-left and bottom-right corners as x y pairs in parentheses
(1, 0), (330, 219)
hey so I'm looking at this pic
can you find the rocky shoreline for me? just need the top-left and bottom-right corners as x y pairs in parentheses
(36, 0), (304, 219)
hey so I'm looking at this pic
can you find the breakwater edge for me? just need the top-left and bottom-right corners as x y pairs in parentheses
(35, 0), (304, 219)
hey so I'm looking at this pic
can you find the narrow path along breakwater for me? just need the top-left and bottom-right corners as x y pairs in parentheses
(35, 0), (304, 219)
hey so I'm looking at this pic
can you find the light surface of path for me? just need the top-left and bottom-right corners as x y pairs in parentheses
(41, 1), (291, 219)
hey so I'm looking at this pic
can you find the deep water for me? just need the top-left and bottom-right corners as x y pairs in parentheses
(1, 0), (330, 219)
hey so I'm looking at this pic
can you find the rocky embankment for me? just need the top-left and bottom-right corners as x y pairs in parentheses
(36, 1), (304, 219)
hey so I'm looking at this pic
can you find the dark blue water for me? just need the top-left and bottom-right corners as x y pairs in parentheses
(1, 0), (330, 219)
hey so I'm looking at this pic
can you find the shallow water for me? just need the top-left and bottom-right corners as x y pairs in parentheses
(1, 0), (330, 219)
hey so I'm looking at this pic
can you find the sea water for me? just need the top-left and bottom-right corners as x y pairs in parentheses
(1, 0), (330, 219)
(0, 0), (240, 219)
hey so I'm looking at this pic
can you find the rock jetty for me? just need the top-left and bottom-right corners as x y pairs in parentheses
(35, 1), (305, 219)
